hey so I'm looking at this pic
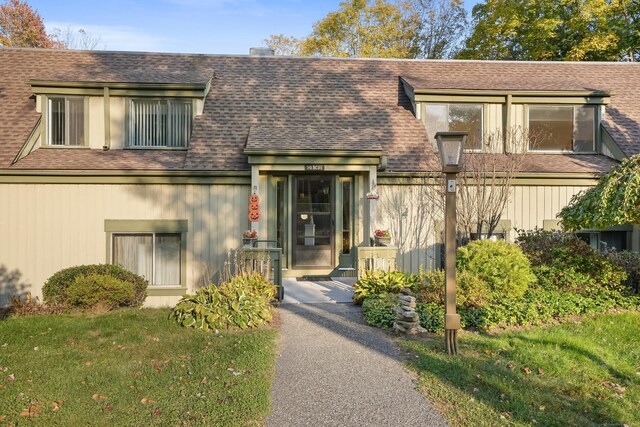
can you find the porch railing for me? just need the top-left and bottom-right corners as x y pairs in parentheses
(355, 246), (398, 278)
(236, 247), (284, 301)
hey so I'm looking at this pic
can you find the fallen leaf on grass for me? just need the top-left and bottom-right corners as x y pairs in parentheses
(523, 367), (532, 375)
(151, 407), (161, 417)
(539, 405), (546, 411)
(6, 374), (15, 382)
(140, 397), (157, 405)
(130, 371), (143, 378)
(92, 394), (108, 400)
(603, 382), (626, 393)
(19, 403), (42, 417)
(84, 361), (92, 367)
(0, 415), (7, 421)
(484, 350), (493, 356)
(153, 364), (162, 373)
(507, 363), (515, 370)
(51, 401), (63, 411)
(102, 403), (113, 413)
(538, 368), (545, 376)
(200, 377), (207, 385)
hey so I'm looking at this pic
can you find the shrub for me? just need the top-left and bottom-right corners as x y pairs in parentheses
(170, 273), (275, 331)
(43, 264), (147, 307)
(352, 270), (419, 304)
(9, 293), (65, 316)
(414, 269), (490, 308)
(415, 302), (445, 333)
(66, 273), (136, 309)
(517, 229), (627, 294)
(362, 293), (398, 328)
(607, 250), (640, 294)
(456, 240), (535, 299)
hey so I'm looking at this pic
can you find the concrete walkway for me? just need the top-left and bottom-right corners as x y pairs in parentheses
(266, 279), (448, 427)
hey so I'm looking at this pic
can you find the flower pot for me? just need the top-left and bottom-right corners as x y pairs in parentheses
(375, 236), (391, 246)
(242, 237), (257, 248)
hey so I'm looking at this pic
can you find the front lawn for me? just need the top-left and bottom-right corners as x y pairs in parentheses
(0, 308), (277, 426)
(406, 312), (640, 426)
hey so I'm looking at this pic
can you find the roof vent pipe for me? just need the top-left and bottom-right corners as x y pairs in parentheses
(249, 47), (275, 56)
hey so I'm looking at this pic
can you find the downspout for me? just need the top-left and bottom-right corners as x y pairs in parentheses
(103, 86), (111, 150)
(505, 93), (512, 153)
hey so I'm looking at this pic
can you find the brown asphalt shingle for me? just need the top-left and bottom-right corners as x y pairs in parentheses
(1, 49), (638, 173)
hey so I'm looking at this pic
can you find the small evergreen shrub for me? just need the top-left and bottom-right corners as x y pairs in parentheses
(415, 302), (445, 333)
(352, 270), (419, 304)
(171, 273), (275, 331)
(66, 273), (136, 309)
(43, 264), (147, 307)
(362, 293), (398, 328)
(607, 250), (640, 294)
(414, 269), (490, 308)
(456, 240), (535, 299)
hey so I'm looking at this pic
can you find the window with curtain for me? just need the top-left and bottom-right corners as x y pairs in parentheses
(112, 233), (181, 286)
(129, 99), (192, 147)
(528, 105), (596, 152)
(48, 97), (85, 146)
(423, 103), (483, 151)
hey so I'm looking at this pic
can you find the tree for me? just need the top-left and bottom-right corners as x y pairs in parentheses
(263, 34), (302, 56)
(0, 0), (59, 48)
(559, 154), (640, 230)
(51, 27), (103, 50)
(457, 0), (638, 61)
(299, 0), (420, 58)
(411, 0), (468, 59)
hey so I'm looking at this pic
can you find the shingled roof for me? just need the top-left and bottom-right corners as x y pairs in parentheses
(1, 48), (637, 174)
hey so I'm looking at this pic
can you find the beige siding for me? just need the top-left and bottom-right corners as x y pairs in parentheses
(376, 183), (591, 273)
(0, 183), (250, 307)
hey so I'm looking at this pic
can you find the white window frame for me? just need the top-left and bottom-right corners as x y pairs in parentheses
(105, 220), (188, 294)
(527, 104), (596, 153)
(127, 98), (193, 148)
(46, 96), (87, 147)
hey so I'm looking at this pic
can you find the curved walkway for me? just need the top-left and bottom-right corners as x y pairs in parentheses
(266, 279), (447, 426)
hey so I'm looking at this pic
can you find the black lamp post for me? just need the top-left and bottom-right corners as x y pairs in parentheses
(435, 131), (467, 355)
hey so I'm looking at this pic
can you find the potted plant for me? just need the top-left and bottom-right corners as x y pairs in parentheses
(366, 190), (379, 200)
(374, 229), (391, 246)
(242, 229), (258, 247)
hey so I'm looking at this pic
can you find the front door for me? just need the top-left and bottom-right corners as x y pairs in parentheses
(293, 176), (334, 268)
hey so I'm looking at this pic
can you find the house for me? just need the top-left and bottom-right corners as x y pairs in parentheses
(0, 47), (638, 307)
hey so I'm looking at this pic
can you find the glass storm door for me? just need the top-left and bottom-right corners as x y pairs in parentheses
(293, 176), (334, 268)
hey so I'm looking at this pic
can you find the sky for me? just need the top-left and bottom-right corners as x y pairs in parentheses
(28, 0), (480, 55)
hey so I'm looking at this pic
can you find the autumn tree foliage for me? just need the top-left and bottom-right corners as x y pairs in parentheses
(0, 0), (59, 48)
(458, 0), (639, 61)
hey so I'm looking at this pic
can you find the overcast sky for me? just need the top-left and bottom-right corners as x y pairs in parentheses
(28, 0), (479, 54)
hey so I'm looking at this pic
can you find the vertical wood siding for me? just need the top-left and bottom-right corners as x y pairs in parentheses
(0, 183), (249, 307)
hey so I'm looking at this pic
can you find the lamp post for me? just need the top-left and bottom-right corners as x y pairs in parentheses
(435, 131), (467, 355)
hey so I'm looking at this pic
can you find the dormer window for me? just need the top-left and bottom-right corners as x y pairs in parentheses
(423, 103), (483, 151)
(48, 96), (85, 146)
(528, 105), (596, 152)
(128, 99), (192, 148)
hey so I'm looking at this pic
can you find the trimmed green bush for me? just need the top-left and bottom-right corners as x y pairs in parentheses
(352, 270), (419, 304)
(66, 273), (136, 309)
(517, 229), (627, 294)
(170, 273), (275, 331)
(415, 302), (445, 333)
(456, 239), (535, 299)
(362, 293), (398, 328)
(414, 269), (490, 308)
(43, 264), (147, 307)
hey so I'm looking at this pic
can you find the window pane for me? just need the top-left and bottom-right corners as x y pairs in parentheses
(155, 234), (181, 286)
(67, 98), (84, 146)
(574, 106), (595, 152)
(113, 234), (153, 283)
(449, 104), (482, 150)
(131, 100), (191, 147)
(168, 101), (191, 147)
(424, 104), (448, 148)
(424, 104), (483, 151)
(50, 98), (65, 145)
(529, 106), (573, 150)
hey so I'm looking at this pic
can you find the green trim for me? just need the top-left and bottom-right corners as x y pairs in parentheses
(512, 96), (609, 105)
(105, 219), (188, 233)
(104, 87), (111, 150)
(601, 127), (627, 161)
(104, 219), (188, 288)
(403, 83), (612, 97)
(30, 79), (210, 99)
(147, 287), (189, 297)
(244, 149), (385, 157)
(247, 155), (381, 166)
(13, 116), (41, 164)
(0, 170), (251, 185)
(416, 94), (506, 103)
(377, 172), (600, 186)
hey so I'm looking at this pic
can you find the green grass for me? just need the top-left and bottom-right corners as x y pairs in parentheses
(0, 308), (277, 426)
(405, 312), (640, 426)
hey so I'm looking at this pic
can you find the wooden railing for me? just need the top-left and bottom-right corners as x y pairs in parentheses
(355, 246), (398, 278)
